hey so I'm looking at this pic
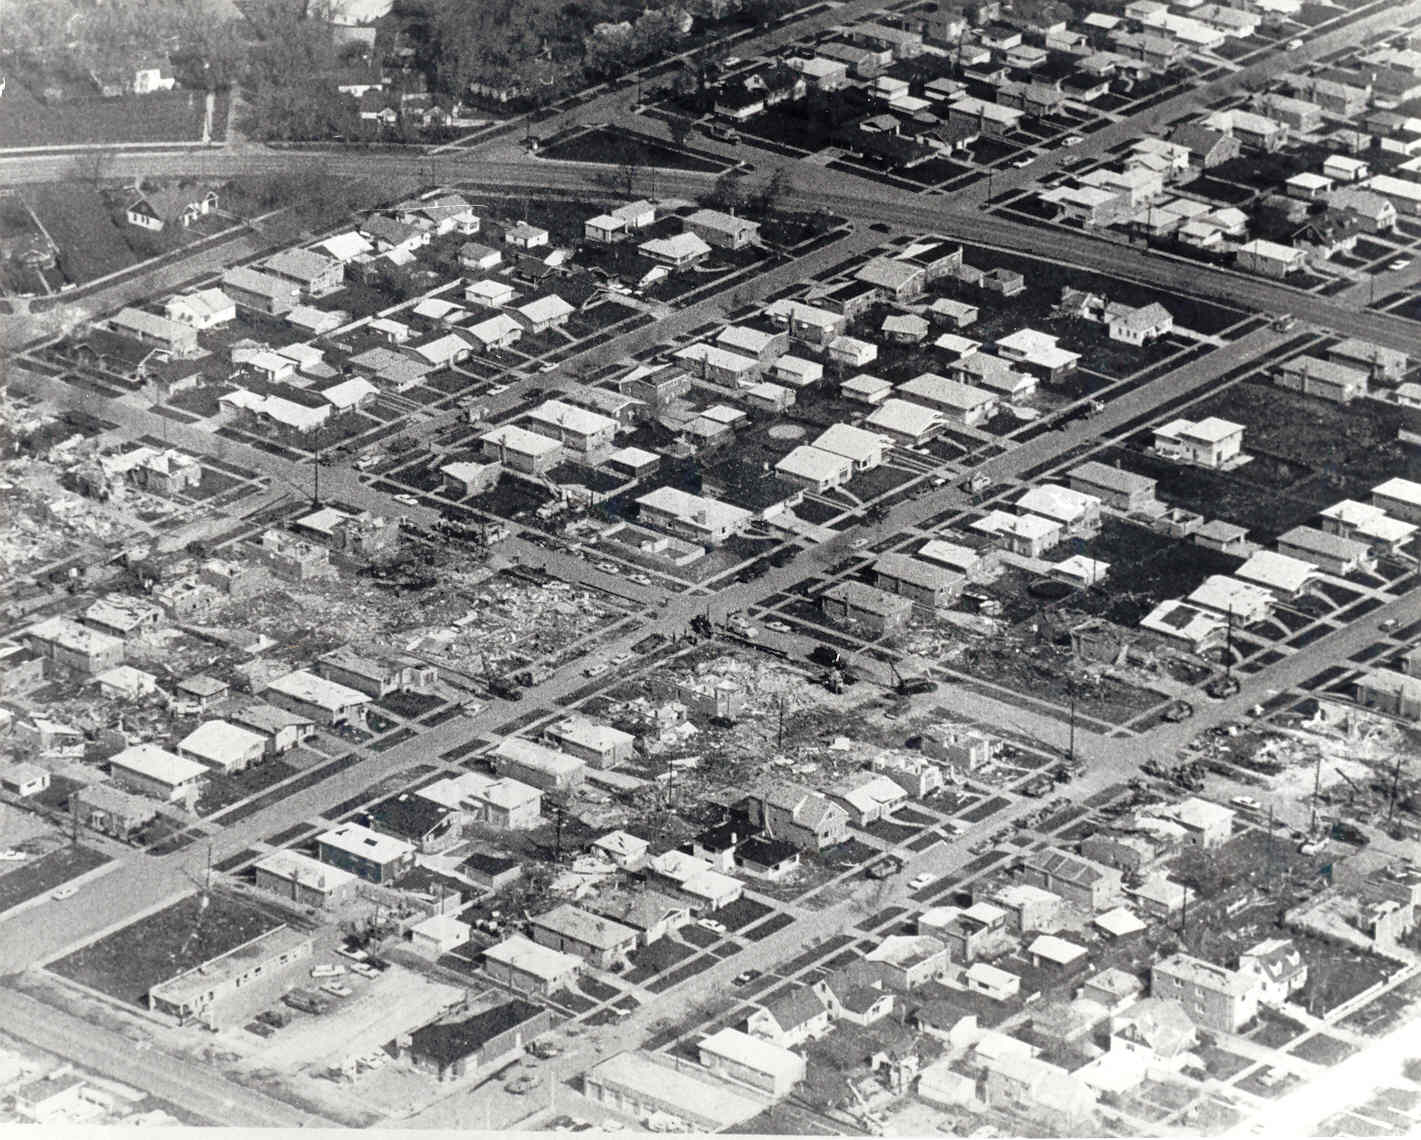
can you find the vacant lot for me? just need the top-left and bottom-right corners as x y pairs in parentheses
(540, 126), (729, 173)
(0, 846), (109, 915)
(26, 183), (139, 283)
(49, 892), (290, 1005)
(0, 82), (208, 146)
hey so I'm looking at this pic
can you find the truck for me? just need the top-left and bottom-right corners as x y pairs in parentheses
(488, 677), (525, 701)
(513, 664), (554, 687)
(284, 988), (333, 1015)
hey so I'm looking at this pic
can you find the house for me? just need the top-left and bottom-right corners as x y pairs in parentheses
(865, 934), (949, 991)
(458, 241), (502, 271)
(1152, 417), (1244, 469)
(814, 961), (895, 1026)
(264, 670), (369, 727)
(481, 424), (563, 475)
(827, 771), (910, 825)
(1327, 338), (1408, 381)
(1319, 501), (1416, 553)
(1237, 239), (1306, 278)
(466, 313), (524, 353)
(775, 445), (853, 493)
(964, 962), (1021, 1002)
(1277, 524), (1373, 575)
(164, 288), (235, 330)
(178, 721), (266, 775)
(646, 850), (744, 911)
(1238, 938), (1308, 1005)
(1373, 477), (1421, 525)
(530, 904), (638, 969)
(674, 343), (758, 388)
(1204, 108), (1288, 151)
(417, 771), (542, 831)
(827, 337), (879, 371)
(1150, 953), (1261, 1032)
(464, 279), (514, 309)
(840, 372), (893, 407)
(981, 1053), (1097, 1131)
(1236, 549), (1319, 598)
(316, 231), (374, 263)
(591, 830), (650, 871)
(747, 782), (850, 851)
(74, 783), (159, 841)
(125, 187), (218, 232)
(856, 256), (926, 300)
(971, 510), (1062, 558)
(24, 617), (124, 675)
(0, 762), (50, 798)
(83, 596), (163, 640)
(492, 738), (585, 793)
(515, 294), (575, 334)
(1171, 123), (1241, 168)
(737, 836), (801, 881)
(916, 540), (998, 583)
(504, 222), (549, 249)
(1329, 188), (1397, 233)
(699, 1028), (805, 1099)
(894, 375), (996, 428)
(873, 553), (964, 608)
(104, 308), (198, 357)
(0, 643), (47, 696)
(991, 883), (1061, 935)
(253, 849), (359, 910)
(922, 724), (994, 771)
(221, 266), (300, 316)
(747, 381), (794, 414)
(316, 822), (415, 884)
(1028, 934), (1089, 971)
(770, 355), (823, 389)
(717, 325), (788, 366)
(1106, 301), (1173, 346)
(545, 716), (634, 768)
(1022, 847), (1122, 911)
(821, 580), (914, 635)
(401, 999), (551, 1083)
(1016, 484), (1102, 537)
(747, 985), (832, 1047)
(639, 232), (712, 268)
(812, 423), (885, 473)
(361, 793), (457, 854)
(1187, 575), (1274, 626)
(525, 399), (617, 455)
(262, 248), (343, 296)
(684, 209), (760, 250)
(764, 299), (846, 344)
(1356, 668), (1421, 720)
(1069, 461), (1158, 512)
(1110, 998), (1196, 1069)
(785, 55), (851, 90)
(482, 935), (582, 996)
(636, 486), (752, 546)
(108, 743), (207, 805)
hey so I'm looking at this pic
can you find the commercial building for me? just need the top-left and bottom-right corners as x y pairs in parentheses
(400, 999), (552, 1083)
(583, 1051), (766, 1131)
(699, 1028), (805, 1098)
(148, 926), (313, 1029)
(1022, 847), (1122, 911)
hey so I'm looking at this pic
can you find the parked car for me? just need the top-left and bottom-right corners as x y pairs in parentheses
(1230, 795), (1262, 813)
(732, 969), (764, 986)
(697, 918), (727, 935)
(908, 872), (935, 891)
(51, 886), (78, 901)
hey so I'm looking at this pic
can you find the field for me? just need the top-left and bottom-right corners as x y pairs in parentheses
(0, 82), (210, 147)
(539, 126), (730, 173)
(25, 183), (140, 283)
(48, 892), (290, 1005)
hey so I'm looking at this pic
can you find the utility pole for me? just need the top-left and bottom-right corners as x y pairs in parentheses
(553, 802), (565, 864)
(1264, 804), (1275, 894)
(1387, 752), (1404, 826)
(777, 696), (785, 750)
(1225, 604), (1234, 681)
(1311, 751), (1322, 834)
(1067, 681), (1077, 768)
(312, 427), (322, 507)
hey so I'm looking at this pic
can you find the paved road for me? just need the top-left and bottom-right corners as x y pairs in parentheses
(0, 987), (324, 1127)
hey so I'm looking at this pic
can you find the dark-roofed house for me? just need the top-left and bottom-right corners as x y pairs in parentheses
(736, 836), (801, 881)
(1237, 937), (1307, 1005)
(814, 960), (895, 1026)
(529, 903), (638, 969)
(400, 999), (552, 1082)
(746, 782), (850, 851)
(1170, 123), (1241, 168)
(747, 984), (832, 1046)
(1021, 847), (1122, 911)
(361, 793), (458, 853)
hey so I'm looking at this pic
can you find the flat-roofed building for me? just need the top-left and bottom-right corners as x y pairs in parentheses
(1151, 953), (1260, 1032)
(1152, 417), (1245, 469)
(821, 580), (913, 634)
(1016, 484), (1102, 537)
(1356, 668), (1421, 720)
(873, 552), (964, 607)
(1319, 500), (1417, 552)
(1187, 575), (1274, 625)
(525, 399), (618, 454)
(148, 926), (313, 1029)
(583, 1051), (767, 1131)
(24, 616), (124, 674)
(417, 771), (542, 830)
(996, 328), (1080, 379)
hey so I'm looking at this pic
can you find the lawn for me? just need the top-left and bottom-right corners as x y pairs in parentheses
(25, 183), (139, 284)
(48, 892), (290, 1005)
(195, 760), (298, 817)
(539, 126), (730, 173)
(0, 81), (209, 147)
(0, 846), (109, 916)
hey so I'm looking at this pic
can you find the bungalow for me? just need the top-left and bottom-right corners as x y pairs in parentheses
(856, 256), (926, 300)
(1373, 477), (1421, 525)
(639, 232), (712, 268)
(466, 313), (524, 352)
(636, 486), (752, 546)
(813, 422), (885, 472)
(1327, 337), (1408, 380)
(264, 669), (370, 727)
(105, 308), (198, 357)
(1069, 461), (1159, 512)
(361, 215), (429, 256)
(674, 343), (758, 388)
(178, 720), (266, 775)
(764, 299), (846, 344)
(1152, 417), (1245, 469)
(995, 328), (1079, 380)
(411, 332), (474, 370)
(770, 355), (823, 389)
(262, 248), (343, 296)
(164, 288), (235, 330)
(895, 374), (997, 428)
(874, 552), (965, 607)
(459, 241), (503, 271)
(716, 325), (788, 367)
(109, 743), (207, 804)
(482, 936), (581, 997)
(820, 580), (914, 636)
(1140, 600), (1227, 653)
(465, 278), (515, 308)
(1171, 123), (1241, 168)
(1320, 501), (1417, 552)
(316, 231), (374, 263)
(481, 424), (562, 474)
(839, 372), (892, 404)
(221, 266), (300, 316)
(684, 209), (760, 250)
(1277, 524), (1373, 575)
(747, 781), (851, 851)
(492, 738), (585, 793)
(1203, 108), (1288, 152)
(866, 934), (949, 991)
(504, 222), (549, 249)
(1022, 847), (1122, 911)
(1274, 355), (1368, 404)
(1236, 549), (1319, 598)
(1016, 484), (1102, 537)
(747, 986), (831, 1047)
(775, 445), (853, 492)
(125, 186), (218, 232)
(514, 294), (574, 333)
(545, 715), (634, 768)
(530, 904), (637, 970)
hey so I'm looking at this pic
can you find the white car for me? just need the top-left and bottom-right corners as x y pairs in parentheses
(628, 573), (653, 586)
(350, 962), (379, 979)
(360, 1052), (387, 1070)
(595, 561), (619, 574)
(487, 383), (511, 396)
(51, 885), (79, 901)
(765, 621), (791, 633)
(1286, 37), (1303, 49)
(538, 362), (558, 373)
(698, 918), (727, 935)
(1010, 155), (1034, 168)
(393, 493), (419, 506)
(1061, 135), (1084, 147)
(1230, 795), (1262, 813)
(1390, 258), (1412, 271)
(909, 873), (935, 891)
(850, 537), (871, 550)
(320, 981), (353, 998)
